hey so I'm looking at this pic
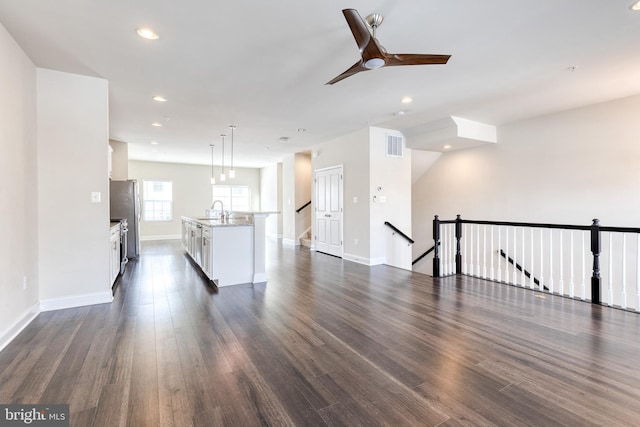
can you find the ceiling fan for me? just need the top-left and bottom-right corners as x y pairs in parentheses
(326, 8), (451, 85)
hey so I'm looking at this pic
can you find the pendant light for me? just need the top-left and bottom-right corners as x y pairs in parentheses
(228, 125), (236, 179)
(219, 134), (226, 182)
(209, 144), (216, 185)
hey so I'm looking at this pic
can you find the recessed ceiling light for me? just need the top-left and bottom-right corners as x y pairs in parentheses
(567, 66), (578, 72)
(631, 1), (640, 11)
(151, 122), (162, 127)
(150, 141), (159, 145)
(297, 128), (306, 133)
(137, 27), (159, 40)
(279, 137), (290, 142)
(443, 144), (452, 150)
(152, 96), (167, 102)
(401, 97), (413, 104)
(394, 110), (406, 116)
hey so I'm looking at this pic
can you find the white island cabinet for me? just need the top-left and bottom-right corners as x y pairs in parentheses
(181, 217), (255, 287)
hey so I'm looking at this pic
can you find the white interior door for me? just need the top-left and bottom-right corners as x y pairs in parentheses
(315, 166), (343, 257)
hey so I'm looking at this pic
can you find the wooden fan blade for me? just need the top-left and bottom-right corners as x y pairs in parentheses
(384, 53), (451, 67)
(342, 9), (371, 52)
(326, 61), (368, 85)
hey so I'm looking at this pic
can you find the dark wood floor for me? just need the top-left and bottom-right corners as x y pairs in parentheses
(1, 240), (640, 426)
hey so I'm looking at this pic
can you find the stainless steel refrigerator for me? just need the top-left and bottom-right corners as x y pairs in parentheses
(110, 180), (140, 259)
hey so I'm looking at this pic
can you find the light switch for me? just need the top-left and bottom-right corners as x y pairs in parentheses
(91, 192), (101, 203)
(353, 196), (358, 203)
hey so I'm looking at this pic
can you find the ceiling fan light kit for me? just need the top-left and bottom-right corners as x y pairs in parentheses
(326, 9), (451, 85)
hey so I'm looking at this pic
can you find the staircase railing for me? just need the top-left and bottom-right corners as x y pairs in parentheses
(412, 242), (440, 265)
(384, 221), (414, 245)
(296, 201), (311, 214)
(432, 214), (640, 310)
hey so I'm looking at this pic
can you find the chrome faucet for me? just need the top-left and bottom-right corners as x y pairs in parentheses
(210, 200), (225, 220)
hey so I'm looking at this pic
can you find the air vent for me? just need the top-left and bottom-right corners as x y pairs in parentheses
(386, 134), (404, 157)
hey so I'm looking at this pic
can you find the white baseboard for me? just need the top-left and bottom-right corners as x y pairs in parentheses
(282, 238), (299, 246)
(253, 272), (267, 283)
(343, 253), (386, 266)
(266, 233), (283, 239)
(40, 291), (113, 312)
(0, 303), (40, 353)
(140, 235), (181, 241)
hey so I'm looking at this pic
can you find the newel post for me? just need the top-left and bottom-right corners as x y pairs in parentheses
(455, 214), (462, 275)
(433, 215), (441, 278)
(590, 218), (601, 304)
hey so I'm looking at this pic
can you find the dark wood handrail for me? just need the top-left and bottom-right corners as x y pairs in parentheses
(498, 249), (548, 291)
(296, 201), (311, 214)
(384, 221), (414, 244)
(412, 242), (440, 265)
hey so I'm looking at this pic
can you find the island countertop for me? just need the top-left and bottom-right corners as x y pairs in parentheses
(182, 216), (253, 228)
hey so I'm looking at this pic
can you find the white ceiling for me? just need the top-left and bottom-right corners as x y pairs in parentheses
(2, 0), (640, 168)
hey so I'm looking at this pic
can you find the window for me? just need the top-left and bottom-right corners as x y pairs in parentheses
(143, 180), (173, 221)
(211, 185), (250, 211)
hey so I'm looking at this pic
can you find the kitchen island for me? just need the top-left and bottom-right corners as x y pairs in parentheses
(181, 213), (275, 287)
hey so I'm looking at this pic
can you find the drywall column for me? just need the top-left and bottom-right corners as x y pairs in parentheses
(37, 68), (112, 309)
(260, 163), (283, 238)
(0, 23), (40, 349)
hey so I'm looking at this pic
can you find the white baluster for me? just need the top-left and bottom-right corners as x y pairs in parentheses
(521, 228), (526, 287)
(444, 225), (449, 275)
(513, 227), (518, 286)
(463, 224), (467, 275)
(483, 225), (487, 279)
(636, 234), (640, 310)
(490, 226), (495, 281)
(497, 227), (502, 283)
(530, 228), (534, 289)
(608, 234), (613, 306)
(581, 231), (586, 300)
(549, 230), (554, 294)
(622, 234), (627, 309)
(504, 227), (509, 284)
(559, 231), (564, 295)
(469, 224), (474, 277)
(569, 231), (575, 299)
(476, 224), (481, 277)
(539, 228), (544, 292)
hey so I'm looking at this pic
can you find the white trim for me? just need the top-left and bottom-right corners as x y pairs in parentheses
(343, 253), (386, 266)
(253, 272), (267, 283)
(40, 291), (113, 312)
(140, 234), (180, 241)
(0, 303), (40, 353)
(266, 233), (283, 239)
(282, 238), (298, 246)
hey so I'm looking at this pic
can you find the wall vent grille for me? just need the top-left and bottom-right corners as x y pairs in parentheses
(386, 134), (404, 157)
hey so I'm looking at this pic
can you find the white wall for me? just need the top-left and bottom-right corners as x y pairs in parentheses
(412, 94), (640, 274)
(260, 163), (282, 238)
(294, 153), (312, 240)
(129, 160), (261, 239)
(281, 154), (295, 243)
(109, 139), (128, 180)
(37, 68), (111, 307)
(369, 127), (412, 270)
(312, 128), (371, 262)
(0, 23), (40, 348)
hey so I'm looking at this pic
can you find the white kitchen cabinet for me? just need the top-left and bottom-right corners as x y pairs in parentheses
(201, 226), (212, 278)
(181, 216), (254, 287)
(109, 223), (121, 286)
